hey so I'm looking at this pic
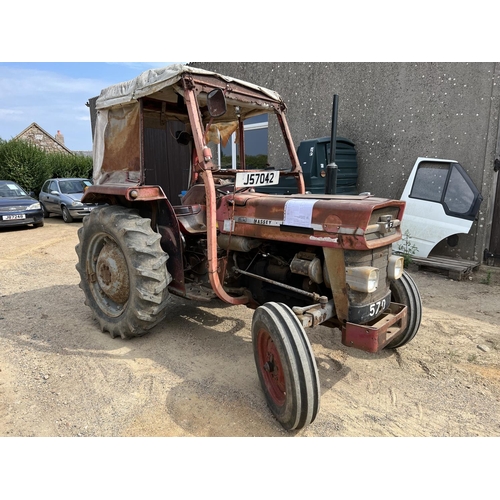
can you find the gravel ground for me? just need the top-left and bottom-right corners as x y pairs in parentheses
(1, 217), (500, 439)
(1, 215), (498, 498)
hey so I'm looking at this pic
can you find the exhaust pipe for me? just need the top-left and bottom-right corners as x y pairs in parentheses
(325, 94), (339, 195)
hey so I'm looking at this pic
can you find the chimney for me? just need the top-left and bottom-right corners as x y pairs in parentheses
(55, 130), (65, 145)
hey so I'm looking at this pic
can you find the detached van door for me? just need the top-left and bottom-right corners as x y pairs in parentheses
(396, 158), (483, 258)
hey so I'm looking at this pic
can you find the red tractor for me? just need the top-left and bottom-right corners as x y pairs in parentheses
(77, 65), (421, 430)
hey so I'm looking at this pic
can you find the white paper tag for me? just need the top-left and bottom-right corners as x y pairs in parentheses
(223, 219), (235, 232)
(283, 199), (317, 228)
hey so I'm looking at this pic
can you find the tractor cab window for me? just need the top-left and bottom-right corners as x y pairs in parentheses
(219, 114), (269, 169)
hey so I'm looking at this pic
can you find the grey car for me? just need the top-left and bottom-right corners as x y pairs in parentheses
(39, 178), (98, 222)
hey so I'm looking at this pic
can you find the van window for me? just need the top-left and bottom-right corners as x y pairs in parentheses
(410, 162), (448, 202)
(444, 166), (475, 215)
(410, 160), (481, 220)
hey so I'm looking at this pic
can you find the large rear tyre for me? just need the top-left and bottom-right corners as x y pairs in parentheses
(252, 302), (320, 430)
(75, 205), (171, 339)
(385, 271), (422, 349)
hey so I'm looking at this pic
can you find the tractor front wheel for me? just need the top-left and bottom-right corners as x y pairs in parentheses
(252, 302), (320, 430)
(385, 271), (422, 349)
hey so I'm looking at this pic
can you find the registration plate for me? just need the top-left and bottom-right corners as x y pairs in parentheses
(348, 290), (392, 324)
(235, 171), (280, 188)
(2, 214), (26, 220)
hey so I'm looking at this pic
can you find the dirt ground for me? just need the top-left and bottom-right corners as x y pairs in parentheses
(1, 217), (499, 437)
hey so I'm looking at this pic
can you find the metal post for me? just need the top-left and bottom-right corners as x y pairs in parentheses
(325, 94), (339, 195)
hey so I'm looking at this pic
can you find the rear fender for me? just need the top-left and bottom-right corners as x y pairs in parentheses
(82, 184), (185, 293)
(156, 200), (185, 294)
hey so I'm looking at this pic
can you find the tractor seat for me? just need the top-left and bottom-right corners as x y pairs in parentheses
(173, 203), (206, 233)
(173, 204), (202, 216)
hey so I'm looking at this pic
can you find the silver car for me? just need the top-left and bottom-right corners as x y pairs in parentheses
(39, 178), (98, 222)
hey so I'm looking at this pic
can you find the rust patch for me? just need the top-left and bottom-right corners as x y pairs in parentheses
(342, 303), (407, 353)
(323, 214), (342, 233)
(323, 247), (349, 321)
(96, 240), (130, 304)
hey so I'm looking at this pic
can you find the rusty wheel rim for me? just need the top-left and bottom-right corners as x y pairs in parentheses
(88, 234), (130, 317)
(256, 328), (286, 407)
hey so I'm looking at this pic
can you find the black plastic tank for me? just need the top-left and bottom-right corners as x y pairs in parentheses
(257, 136), (358, 195)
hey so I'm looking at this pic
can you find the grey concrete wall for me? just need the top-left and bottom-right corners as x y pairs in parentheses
(192, 62), (500, 262)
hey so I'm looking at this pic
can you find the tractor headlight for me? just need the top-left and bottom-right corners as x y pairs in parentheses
(345, 267), (379, 293)
(388, 255), (404, 280)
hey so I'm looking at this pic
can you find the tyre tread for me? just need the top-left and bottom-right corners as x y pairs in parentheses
(252, 302), (320, 430)
(386, 271), (422, 348)
(75, 205), (172, 339)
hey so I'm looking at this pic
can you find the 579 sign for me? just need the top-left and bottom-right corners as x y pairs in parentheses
(369, 298), (387, 317)
(235, 171), (280, 188)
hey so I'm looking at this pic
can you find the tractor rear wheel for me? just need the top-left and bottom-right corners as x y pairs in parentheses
(252, 302), (320, 430)
(75, 205), (171, 339)
(385, 271), (422, 349)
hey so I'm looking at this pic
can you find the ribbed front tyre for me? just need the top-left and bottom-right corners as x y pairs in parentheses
(252, 302), (320, 430)
(385, 271), (422, 349)
(75, 205), (171, 339)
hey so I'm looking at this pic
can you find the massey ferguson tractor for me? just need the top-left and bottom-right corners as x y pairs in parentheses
(77, 64), (422, 431)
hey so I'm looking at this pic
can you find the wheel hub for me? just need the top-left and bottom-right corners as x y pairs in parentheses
(96, 240), (130, 304)
(263, 361), (274, 372)
(257, 330), (286, 406)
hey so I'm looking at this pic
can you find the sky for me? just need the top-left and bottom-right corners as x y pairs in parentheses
(0, 62), (185, 152)
(0, 4), (492, 155)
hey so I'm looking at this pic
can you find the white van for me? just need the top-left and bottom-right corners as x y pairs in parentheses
(396, 157), (483, 258)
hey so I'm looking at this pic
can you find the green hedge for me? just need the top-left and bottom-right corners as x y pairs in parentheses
(0, 139), (93, 195)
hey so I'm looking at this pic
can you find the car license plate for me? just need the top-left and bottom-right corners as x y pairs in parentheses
(235, 171), (280, 188)
(2, 214), (26, 220)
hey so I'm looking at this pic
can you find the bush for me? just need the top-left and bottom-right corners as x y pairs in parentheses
(0, 140), (51, 195)
(0, 139), (93, 195)
(47, 151), (93, 179)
